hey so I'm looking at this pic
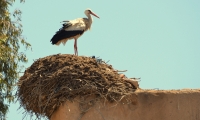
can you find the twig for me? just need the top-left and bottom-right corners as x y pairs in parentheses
(106, 60), (110, 64)
(42, 92), (54, 114)
(114, 70), (127, 72)
(129, 78), (141, 82)
(94, 107), (106, 120)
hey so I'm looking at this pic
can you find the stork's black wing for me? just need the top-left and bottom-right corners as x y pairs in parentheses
(50, 22), (84, 45)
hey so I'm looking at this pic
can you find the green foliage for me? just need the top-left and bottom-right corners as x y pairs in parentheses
(0, 0), (31, 119)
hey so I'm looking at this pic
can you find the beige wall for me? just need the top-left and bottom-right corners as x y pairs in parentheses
(51, 89), (200, 120)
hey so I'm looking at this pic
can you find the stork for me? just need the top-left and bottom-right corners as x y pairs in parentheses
(50, 8), (100, 56)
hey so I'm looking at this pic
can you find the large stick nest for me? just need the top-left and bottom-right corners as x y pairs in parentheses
(17, 54), (137, 118)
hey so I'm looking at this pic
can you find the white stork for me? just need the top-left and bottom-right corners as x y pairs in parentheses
(50, 8), (100, 56)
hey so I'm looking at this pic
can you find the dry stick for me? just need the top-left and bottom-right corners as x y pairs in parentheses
(38, 79), (43, 119)
(106, 60), (110, 64)
(101, 60), (110, 64)
(94, 107), (106, 120)
(78, 99), (95, 120)
(129, 78), (141, 82)
(114, 70), (127, 72)
(42, 92), (54, 115)
(110, 101), (120, 108)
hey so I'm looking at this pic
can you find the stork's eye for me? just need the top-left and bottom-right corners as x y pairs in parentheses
(88, 10), (91, 13)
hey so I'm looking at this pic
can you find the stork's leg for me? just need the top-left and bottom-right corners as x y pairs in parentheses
(74, 38), (78, 56)
(74, 39), (76, 55)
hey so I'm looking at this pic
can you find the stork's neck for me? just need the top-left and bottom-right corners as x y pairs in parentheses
(87, 14), (93, 29)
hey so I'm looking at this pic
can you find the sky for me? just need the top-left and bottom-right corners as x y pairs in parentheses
(6, 0), (200, 119)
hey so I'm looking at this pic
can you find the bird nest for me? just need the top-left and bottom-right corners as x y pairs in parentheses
(17, 54), (137, 119)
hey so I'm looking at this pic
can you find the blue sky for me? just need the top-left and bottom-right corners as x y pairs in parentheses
(7, 0), (200, 119)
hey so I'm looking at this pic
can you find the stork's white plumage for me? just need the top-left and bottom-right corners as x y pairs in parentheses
(50, 8), (100, 56)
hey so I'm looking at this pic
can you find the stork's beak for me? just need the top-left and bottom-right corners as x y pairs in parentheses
(90, 11), (100, 19)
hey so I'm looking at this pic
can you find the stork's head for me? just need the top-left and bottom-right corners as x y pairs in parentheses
(84, 9), (100, 18)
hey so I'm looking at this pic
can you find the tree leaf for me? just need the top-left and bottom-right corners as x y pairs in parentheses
(0, 0), (30, 119)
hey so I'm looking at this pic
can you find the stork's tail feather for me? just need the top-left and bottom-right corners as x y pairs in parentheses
(50, 30), (84, 45)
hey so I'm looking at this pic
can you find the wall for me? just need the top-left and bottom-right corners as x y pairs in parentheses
(50, 89), (200, 120)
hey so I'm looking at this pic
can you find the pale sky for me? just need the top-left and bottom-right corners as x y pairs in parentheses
(7, 0), (200, 119)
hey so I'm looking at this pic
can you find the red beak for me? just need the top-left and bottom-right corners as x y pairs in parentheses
(90, 11), (100, 19)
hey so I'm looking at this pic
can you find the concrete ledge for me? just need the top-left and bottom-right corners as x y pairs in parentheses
(50, 89), (200, 120)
